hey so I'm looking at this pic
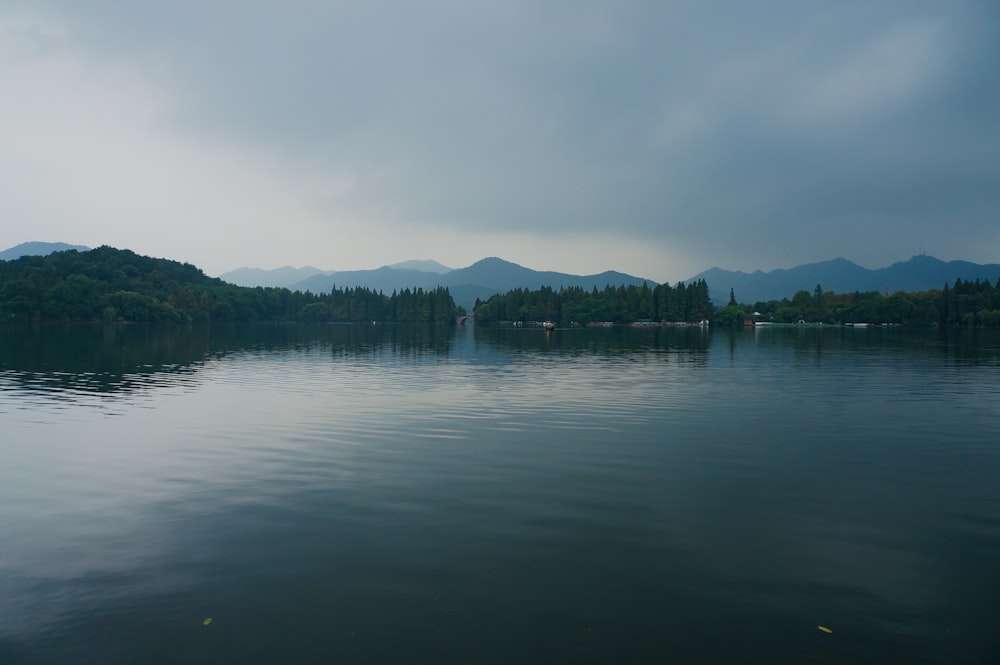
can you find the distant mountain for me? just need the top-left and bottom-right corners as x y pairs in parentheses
(0, 241), (90, 261)
(386, 259), (451, 273)
(292, 266), (444, 295)
(289, 257), (654, 310)
(221, 259), (450, 288)
(442, 257), (648, 295)
(220, 265), (330, 288)
(689, 255), (1000, 305)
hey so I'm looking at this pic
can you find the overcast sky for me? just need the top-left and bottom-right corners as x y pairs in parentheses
(1, 1), (998, 282)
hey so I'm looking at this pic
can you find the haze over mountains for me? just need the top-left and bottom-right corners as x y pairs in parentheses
(690, 255), (1000, 305)
(221, 259), (454, 290)
(0, 241), (90, 262)
(230, 258), (653, 311)
(4, 243), (999, 310)
(223, 254), (1000, 309)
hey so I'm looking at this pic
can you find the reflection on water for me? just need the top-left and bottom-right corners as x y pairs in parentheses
(1, 324), (998, 664)
(0, 323), (462, 394)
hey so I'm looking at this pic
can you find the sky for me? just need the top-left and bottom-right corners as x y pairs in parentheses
(1, 1), (998, 283)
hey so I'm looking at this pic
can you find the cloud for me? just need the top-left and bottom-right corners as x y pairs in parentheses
(0, 9), (366, 274)
(1, 1), (998, 279)
(794, 19), (948, 121)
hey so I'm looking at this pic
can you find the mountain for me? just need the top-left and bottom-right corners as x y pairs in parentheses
(0, 245), (456, 324)
(288, 257), (654, 310)
(220, 259), (450, 288)
(0, 245), (225, 323)
(292, 266), (444, 295)
(220, 265), (330, 288)
(386, 259), (451, 273)
(14, 243), (995, 312)
(0, 241), (90, 261)
(442, 257), (648, 293)
(689, 255), (1000, 305)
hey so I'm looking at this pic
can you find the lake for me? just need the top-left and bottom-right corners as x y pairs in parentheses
(1, 323), (998, 664)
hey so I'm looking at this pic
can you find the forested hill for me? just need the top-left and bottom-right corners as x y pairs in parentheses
(690, 255), (1000, 305)
(0, 247), (458, 324)
(473, 280), (713, 325)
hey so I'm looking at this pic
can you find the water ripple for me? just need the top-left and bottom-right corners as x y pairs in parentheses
(2, 326), (999, 663)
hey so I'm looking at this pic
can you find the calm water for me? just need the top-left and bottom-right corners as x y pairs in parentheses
(1, 323), (998, 664)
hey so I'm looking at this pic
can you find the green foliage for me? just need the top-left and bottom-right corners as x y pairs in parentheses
(738, 278), (1000, 327)
(474, 280), (713, 325)
(0, 247), (459, 324)
(714, 305), (748, 328)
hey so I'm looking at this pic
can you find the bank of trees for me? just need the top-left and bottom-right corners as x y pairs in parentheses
(13, 247), (995, 329)
(473, 280), (713, 325)
(0, 247), (459, 324)
(716, 278), (1000, 327)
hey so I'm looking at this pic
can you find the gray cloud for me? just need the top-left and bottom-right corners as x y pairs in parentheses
(3, 0), (999, 278)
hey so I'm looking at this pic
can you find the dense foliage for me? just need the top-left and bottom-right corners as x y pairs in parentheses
(0, 247), (458, 324)
(10, 246), (996, 328)
(473, 280), (713, 325)
(715, 279), (1000, 327)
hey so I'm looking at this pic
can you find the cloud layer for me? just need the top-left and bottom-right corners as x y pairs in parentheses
(2, 1), (998, 281)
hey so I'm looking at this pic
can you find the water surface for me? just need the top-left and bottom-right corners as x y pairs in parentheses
(1, 324), (998, 663)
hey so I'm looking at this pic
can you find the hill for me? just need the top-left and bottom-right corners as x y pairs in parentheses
(220, 265), (330, 288)
(0, 241), (90, 261)
(0, 246), (222, 322)
(690, 255), (1000, 305)
(220, 259), (451, 287)
(0, 246), (457, 324)
(289, 257), (654, 310)
(387, 259), (451, 273)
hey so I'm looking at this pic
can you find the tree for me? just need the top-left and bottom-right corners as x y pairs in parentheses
(715, 305), (746, 328)
(812, 284), (828, 321)
(0, 246), (461, 324)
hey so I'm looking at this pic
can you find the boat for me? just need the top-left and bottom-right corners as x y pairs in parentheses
(543, 321), (556, 331)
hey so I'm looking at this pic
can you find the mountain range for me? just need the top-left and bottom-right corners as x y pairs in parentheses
(0, 241), (90, 261)
(224, 254), (1000, 309)
(260, 257), (653, 310)
(220, 259), (453, 290)
(4, 243), (999, 310)
(690, 255), (1000, 305)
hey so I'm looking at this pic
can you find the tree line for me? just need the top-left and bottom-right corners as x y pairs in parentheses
(715, 278), (1000, 327)
(474, 276), (1000, 328)
(0, 247), (459, 324)
(9, 247), (995, 328)
(473, 280), (713, 325)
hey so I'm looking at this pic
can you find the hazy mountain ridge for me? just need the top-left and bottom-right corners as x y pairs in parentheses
(386, 259), (451, 273)
(3, 245), (650, 310)
(0, 242), (90, 261)
(289, 257), (654, 310)
(691, 255), (1000, 305)
(220, 265), (330, 288)
(7, 243), (998, 311)
(224, 253), (1000, 311)
(292, 266), (444, 295)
